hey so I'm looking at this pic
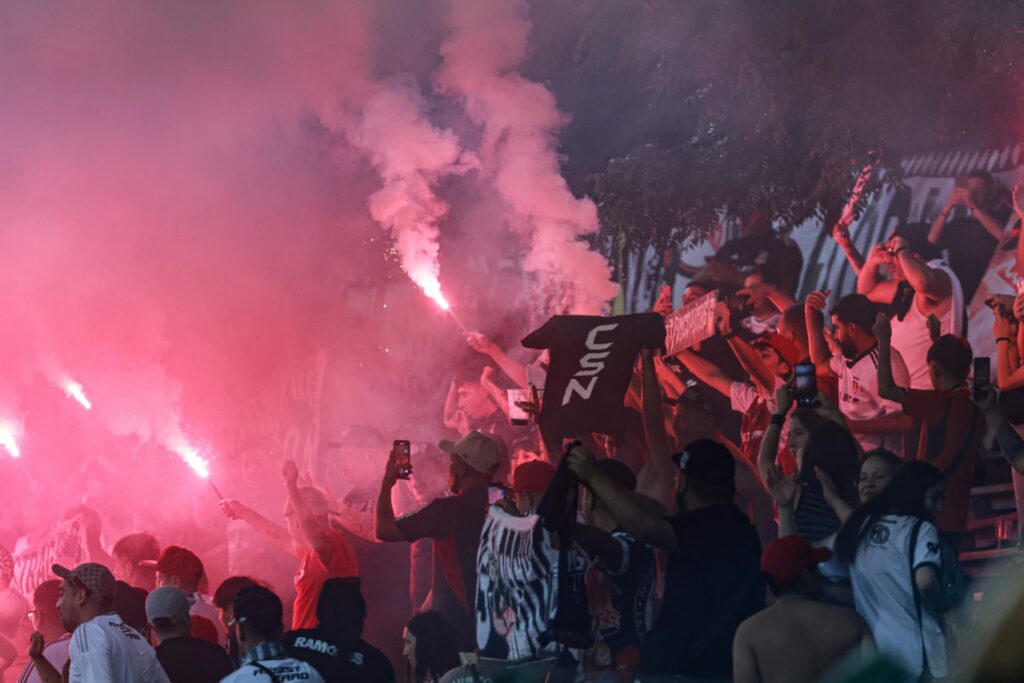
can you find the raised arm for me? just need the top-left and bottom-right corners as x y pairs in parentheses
(928, 188), (963, 246)
(832, 222), (866, 275)
(374, 450), (405, 542)
(994, 307), (1024, 391)
(465, 332), (530, 389)
(27, 633), (62, 683)
(218, 499), (296, 557)
(567, 446), (678, 553)
(283, 461), (333, 567)
(756, 382), (793, 484)
(856, 245), (899, 304)
(976, 387), (1024, 476)
(637, 350), (677, 505)
(889, 237), (951, 302)
(479, 366), (511, 417)
(873, 313), (907, 404)
(676, 349), (734, 398)
(804, 290), (834, 374)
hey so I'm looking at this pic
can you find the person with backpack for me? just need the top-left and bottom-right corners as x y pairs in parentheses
(832, 462), (949, 682)
(874, 313), (986, 542)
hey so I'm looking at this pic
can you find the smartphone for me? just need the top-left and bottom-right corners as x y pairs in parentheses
(794, 362), (817, 407)
(973, 358), (991, 401)
(487, 484), (508, 505)
(393, 440), (412, 480)
(508, 388), (532, 426)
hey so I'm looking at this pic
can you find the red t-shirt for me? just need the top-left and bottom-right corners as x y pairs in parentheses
(904, 387), (986, 533)
(292, 529), (359, 630)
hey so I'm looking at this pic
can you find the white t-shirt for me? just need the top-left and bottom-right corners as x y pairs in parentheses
(824, 515), (946, 681)
(830, 346), (910, 451)
(68, 613), (170, 683)
(17, 634), (71, 683)
(889, 260), (964, 390)
(220, 657), (325, 683)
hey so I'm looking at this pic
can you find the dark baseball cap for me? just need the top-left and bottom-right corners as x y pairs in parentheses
(671, 439), (735, 487)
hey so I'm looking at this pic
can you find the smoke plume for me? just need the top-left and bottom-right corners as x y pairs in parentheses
(436, 0), (618, 314)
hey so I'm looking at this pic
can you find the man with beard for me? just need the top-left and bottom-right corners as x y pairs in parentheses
(567, 439), (764, 680)
(806, 292), (914, 452)
(37, 562), (169, 682)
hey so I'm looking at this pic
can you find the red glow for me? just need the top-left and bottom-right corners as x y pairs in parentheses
(171, 441), (211, 479)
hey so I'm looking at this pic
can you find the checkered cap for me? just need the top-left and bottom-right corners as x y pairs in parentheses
(0, 545), (12, 581)
(53, 562), (116, 604)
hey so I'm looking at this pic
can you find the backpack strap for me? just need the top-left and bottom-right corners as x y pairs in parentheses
(908, 520), (930, 681)
(251, 661), (283, 683)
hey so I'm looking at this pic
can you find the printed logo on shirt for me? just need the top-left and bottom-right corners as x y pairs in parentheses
(927, 542), (940, 554)
(292, 636), (337, 657)
(561, 324), (619, 406)
(869, 524), (891, 545)
(108, 620), (142, 641)
(256, 663), (312, 681)
(349, 651), (364, 666)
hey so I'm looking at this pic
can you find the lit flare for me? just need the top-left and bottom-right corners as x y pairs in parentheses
(172, 442), (210, 479)
(62, 379), (92, 410)
(0, 424), (20, 458)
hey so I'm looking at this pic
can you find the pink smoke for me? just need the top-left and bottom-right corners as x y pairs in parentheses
(345, 81), (475, 312)
(436, 0), (618, 314)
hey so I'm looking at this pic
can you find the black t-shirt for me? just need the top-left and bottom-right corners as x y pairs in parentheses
(155, 635), (235, 683)
(714, 232), (804, 294)
(937, 201), (1013, 302)
(283, 629), (396, 683)
(522, 313), (665, 441)
(641, 504), (765, 678)
(586, 529), (657, 666)
(395, 485), (490, 650)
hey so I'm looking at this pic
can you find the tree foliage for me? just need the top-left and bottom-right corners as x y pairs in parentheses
(536, 0), (1024, 253)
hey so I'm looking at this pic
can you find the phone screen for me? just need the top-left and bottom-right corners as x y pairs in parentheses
(973, 358), (991, 400)
(794, 363), (817, 406)
(508, 389), (531, 426)
(487, 484), (506, 505)
(393, 440), (412, 480)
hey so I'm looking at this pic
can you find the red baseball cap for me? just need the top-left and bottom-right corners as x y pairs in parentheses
(139, 546), (205, 585)
(761, 535), (833, 588)
(512, 460), (555, 493)
(753, 333), (802, 369)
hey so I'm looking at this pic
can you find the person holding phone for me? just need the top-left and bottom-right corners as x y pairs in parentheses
(375, 431), (502, 651)
(874, 313), (987, 540)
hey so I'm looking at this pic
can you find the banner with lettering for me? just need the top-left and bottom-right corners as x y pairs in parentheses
(522, 313), (665, 440)
(14, 513), (91, 596)
(664, 290), (719, 355)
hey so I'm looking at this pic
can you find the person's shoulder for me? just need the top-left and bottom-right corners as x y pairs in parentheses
(352, 639), (395, 673)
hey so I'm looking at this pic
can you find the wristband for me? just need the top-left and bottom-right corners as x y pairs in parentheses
(770, 414), (786, 427)
(893, 247), (909, 255)
(997, 337), (1013, 345)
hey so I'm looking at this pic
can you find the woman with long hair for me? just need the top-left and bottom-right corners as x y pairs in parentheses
(763, 408), (861, 543)
(403, 610), (460, 683)
(833, 461), (948, 682)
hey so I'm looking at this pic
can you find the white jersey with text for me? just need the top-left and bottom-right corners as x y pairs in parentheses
(68, 613), (170, 683)
(822, 515), (946, 681)
(830, 346), (910, 451)
(220, 657), (325, 683)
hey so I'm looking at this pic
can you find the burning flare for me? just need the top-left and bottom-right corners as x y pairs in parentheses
(0, 422), (21, 458)
(62, 379), (93, 410)
(171, 441), (211, 479)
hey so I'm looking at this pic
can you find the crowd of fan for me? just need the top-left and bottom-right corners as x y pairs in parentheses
(2, 174), (1024, 683)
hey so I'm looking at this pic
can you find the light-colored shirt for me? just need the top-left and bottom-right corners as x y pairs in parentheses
(830, 346), (910, 451)
(189, 593), (226, 646)
(16, 634), (71, 683)
(220, 641), (324, 683)
(823, 515), (946, 681)
(890, 260), (964, 389)
(68, 613), (170, 683)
